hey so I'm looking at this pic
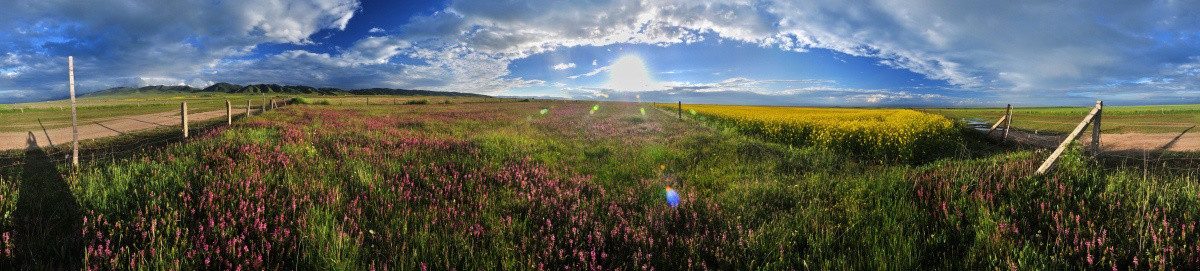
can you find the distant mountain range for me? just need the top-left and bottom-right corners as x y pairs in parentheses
(84, 83), (490, 98)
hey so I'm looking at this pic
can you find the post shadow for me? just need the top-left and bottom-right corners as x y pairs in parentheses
(14, 132), (82, 268)
(1157, 125), (1194, 152)
(36, 119), (54, 147)
(94, 121), (126, 136)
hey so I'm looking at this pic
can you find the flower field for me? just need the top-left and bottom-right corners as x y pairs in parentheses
(662, 104), (961, 162)
(0, 99), (1196, 269)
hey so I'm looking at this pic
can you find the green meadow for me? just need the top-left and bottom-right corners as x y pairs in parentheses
(0, 99), (1196, 269)
(923, 104), (1200, 134)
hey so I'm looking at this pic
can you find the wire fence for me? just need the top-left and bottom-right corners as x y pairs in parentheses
(969, 106), (1200, 177)
(0, 100), (286, 172)
(4, 100), (1197, 177)
(658, 102), (1200, 177)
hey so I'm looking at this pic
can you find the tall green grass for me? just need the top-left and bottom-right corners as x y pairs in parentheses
(0, 101), (1194, 269)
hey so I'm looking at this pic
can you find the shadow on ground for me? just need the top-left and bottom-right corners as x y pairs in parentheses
(1157, 125), (1195, 152)
(12, 131), (82, 268)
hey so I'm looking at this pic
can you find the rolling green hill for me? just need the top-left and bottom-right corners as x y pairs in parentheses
(200, 82), (242, 93)
(84, 85), (201, 96)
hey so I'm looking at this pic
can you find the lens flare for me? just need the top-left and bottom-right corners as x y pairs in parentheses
(640, 107), (646, 116)
(540, 108), (548, 115)
(665, 186), (680, 207)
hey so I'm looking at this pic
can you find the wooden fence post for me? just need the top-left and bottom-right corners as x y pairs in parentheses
(246, 100), (251, 117)
(678, 101), (682, 119)
(1092, 101), (1102, 157)
(1002, 104), (1012, 141)
(226, 99), (232, 124)
(69, 56), (78, 166)
(986, 110), (1008, 135)
(181, 102), (189, 138)
(1035, 101), (1103, 175)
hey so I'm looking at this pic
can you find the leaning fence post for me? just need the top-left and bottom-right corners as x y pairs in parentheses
(986, 106), (1009, 136)
(1092, 101), (1102, 157)
(1002, 104), (1012, 141)
(181, 102), (189, 138)
(1035, 101), (1103, 175)
(226, 99), (232, 124)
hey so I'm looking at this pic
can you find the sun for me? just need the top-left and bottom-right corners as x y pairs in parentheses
(604, 55), (663, 92)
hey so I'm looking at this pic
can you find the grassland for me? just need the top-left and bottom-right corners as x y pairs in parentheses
(923, 104), (1200, 134)
(0, 94), (504, 133)
(0, 100), (1197, 269)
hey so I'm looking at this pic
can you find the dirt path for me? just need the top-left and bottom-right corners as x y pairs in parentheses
(0, 110), (231, 150)
(997, 128), (1200, 152)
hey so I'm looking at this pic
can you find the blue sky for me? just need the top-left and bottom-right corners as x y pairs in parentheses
(2, 0), (1200, 106)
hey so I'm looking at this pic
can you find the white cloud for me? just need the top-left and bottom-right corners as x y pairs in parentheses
(568, 66), (610, 79)
(368, 27), (385, 33)
(0, 0), (360, 102)
(4, 0), (1200, 104)
(373, 0), (1200, 102)
(552, 62), (575, 70)
(555, 77), (968, 107)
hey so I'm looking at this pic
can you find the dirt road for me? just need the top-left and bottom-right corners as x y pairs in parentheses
(995, 128), (1200, 152)
(6, 108), (1196, 153)
(0, 110), (231, 150)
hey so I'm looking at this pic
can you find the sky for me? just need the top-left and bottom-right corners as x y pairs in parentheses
(2, 0), (1200, 107)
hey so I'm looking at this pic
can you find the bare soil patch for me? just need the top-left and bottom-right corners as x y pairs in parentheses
(0, 110), (229, 150)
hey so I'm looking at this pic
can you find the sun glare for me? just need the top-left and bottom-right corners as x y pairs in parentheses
(605, 55), (663, 92)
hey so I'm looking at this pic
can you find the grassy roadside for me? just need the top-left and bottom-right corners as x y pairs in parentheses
(0, 94), (509, 133)
(922, 104), (1200, 134)
(0, 100), (1196, 268)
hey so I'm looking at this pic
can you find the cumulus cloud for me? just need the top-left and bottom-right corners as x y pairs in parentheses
(558, 83), (969, 107)
(556, 74), (966, 106)
(552, 62), (575, 70)
(4, 0), (1200, 104)
(369, 27), (385, 33)
(0, 0), (359, 102)
(376, 0), (1200, 103)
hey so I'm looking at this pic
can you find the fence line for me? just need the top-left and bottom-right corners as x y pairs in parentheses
(969, 101), (1200, 176)
(663, 101), (1198, 176)
(1035, 101), (1103, 175)
(0, 97), (290, 171)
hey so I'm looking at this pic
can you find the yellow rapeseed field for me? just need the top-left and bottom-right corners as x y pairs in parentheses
(662, 104), (960, 162)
